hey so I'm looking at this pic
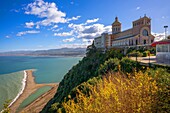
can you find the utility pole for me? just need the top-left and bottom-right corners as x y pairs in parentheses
(164, 26), (168, 39)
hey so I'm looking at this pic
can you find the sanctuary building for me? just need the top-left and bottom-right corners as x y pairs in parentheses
(94, 15), (155, 49)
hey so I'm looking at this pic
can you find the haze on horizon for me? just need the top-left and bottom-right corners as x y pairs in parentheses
(0, 0), (169, 52)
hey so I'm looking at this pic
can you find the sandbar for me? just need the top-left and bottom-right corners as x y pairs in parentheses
(10, 70), (59, 113)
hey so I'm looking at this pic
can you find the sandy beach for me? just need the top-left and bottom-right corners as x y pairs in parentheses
(10, 70), (59, 113)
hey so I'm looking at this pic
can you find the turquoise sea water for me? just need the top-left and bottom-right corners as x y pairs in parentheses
(0, 71), (24, 110)
(0, 56), (82, 110)
(18, 86), (52, 111)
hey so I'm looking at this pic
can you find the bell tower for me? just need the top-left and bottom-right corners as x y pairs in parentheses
(112, 17), (121, 34)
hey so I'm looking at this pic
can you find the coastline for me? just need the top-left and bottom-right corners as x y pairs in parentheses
(9, 70), (58, 113)
(8, 70), (27, 107)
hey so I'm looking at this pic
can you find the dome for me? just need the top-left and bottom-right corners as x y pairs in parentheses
(112, 17), (121, 25)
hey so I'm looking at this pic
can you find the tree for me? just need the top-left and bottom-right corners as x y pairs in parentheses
(2, 100), (11, 113)
(86, 41), (97, 56)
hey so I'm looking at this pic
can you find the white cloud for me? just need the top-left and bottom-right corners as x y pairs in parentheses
(48, 25), (58, 31)
(63, 37), (75, 42)
(82, 38), (93, 45)
(67, 16), (81, 21)
(25, 22), (34, 28)
(24, 0), (80, 27)
(5, 36), (10, 38)
(152, 32), (169, 41)
(85, 18), (99, 24)
(82, 24), (105, 33)
(16, 30), (40, 36)
(52, 25), (58, 29)
(54, 31), (73, 36)
(36, 25), (40, 29)
(52, 27), (63, 32)
(68, 22), (111, 39)
(136, 7), (140, 10)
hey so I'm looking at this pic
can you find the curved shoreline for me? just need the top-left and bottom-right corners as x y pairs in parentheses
(9, 70), (27, 107)
(9, 70), (58, 113)
(0, 71), (27, 113)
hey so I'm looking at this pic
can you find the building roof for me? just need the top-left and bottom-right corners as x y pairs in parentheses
(151, 39), (170, 47)
(112, 17), (121, 25)
(133, 15), (151, 23)
(94, 36), (102, 40)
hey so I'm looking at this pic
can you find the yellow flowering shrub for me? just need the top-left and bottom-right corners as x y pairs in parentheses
(62, 71), (158, 113)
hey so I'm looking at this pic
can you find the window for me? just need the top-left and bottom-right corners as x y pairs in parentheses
(142, 29), (149, 36)
(157, 45), (161, 52)
(162, 45), (168, 52)
(157, 45), (169, 52)
(144, 40), (146, 44)
(136, 40), (138, 45)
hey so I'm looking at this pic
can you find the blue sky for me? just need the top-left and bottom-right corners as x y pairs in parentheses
(0, 0), (169, 52)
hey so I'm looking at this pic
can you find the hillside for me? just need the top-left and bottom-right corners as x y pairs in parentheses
(41, 44), (170, 113)
(0, 48), (86, 57)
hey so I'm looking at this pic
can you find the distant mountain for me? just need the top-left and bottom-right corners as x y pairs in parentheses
(0, 48), (86, 57)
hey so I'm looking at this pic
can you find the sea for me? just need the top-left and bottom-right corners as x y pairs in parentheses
(0, 56), (82, 110)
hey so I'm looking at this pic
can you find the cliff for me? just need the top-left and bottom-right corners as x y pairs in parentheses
(41, 44), (170, 113)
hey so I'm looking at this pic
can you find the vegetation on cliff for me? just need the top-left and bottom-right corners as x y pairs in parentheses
(42, 43), (170, 113)
(63, 71), (158, 113)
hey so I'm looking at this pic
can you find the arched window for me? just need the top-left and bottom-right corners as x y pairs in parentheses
(142, 29), (148, 36)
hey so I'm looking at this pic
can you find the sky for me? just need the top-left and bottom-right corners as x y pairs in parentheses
(0, 0), (170, 52)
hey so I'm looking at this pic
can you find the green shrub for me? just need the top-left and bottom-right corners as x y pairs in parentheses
(98, 58), (120, 75)
(128, 51), (143, 57)
(142, 51), (147, 57)
(145, 68), (170, 112)
(105, 49), (124, 60)
(120, 57), (139, 73)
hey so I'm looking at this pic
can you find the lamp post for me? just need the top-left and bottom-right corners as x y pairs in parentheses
(164, 26), (168, 39)
(148, 52), (150, 67)
(136, 39), (137, 62)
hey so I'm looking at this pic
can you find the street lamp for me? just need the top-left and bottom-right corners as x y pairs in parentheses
(164, 26), (168, 39)
(136, 39), (137, 62)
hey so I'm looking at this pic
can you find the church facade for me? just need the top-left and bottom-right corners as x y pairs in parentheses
(94, 15), (155, 49)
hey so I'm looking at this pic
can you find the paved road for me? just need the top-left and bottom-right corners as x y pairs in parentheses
(130, 56), (170, 66)
(130, 56), (156, 63)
